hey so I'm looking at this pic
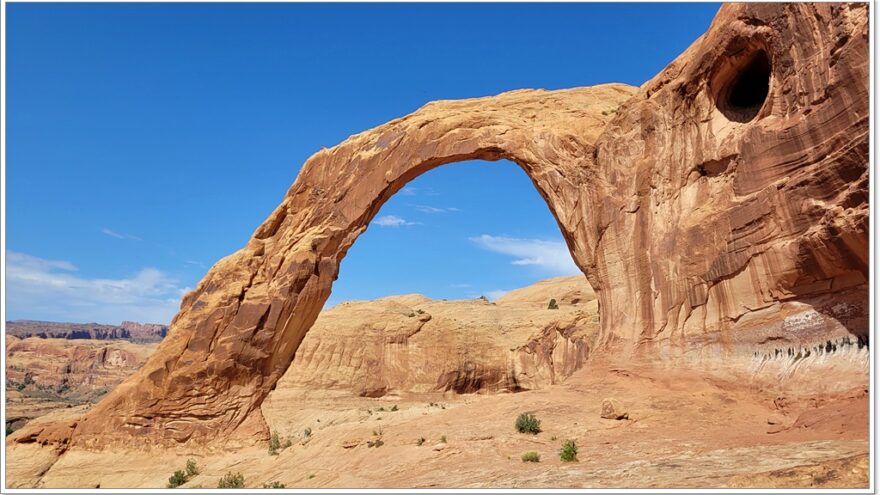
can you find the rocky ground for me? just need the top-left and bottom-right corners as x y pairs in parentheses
(4, 276), (869, 489)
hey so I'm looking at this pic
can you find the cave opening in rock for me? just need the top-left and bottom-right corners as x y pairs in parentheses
(716, 49), (771, 122)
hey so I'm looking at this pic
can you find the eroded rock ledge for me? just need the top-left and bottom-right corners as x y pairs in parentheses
(10, 3), (868, 450)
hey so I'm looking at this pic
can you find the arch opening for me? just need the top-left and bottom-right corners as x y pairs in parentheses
(270, 158), (598, 402)
(331, 158), (587, 305)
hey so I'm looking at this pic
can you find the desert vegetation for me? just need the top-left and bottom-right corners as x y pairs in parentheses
(560, 440), (578, 462)
(515, 413), (541, 434)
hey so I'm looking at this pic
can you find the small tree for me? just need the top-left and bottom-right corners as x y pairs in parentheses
(185, 459), (199, 477)
(217, 472), (245, 488)
(515, 413), (542, 434)
(560, 439), (578, 462)
(268, 431), (281, 455)
(547, 298), (559, 310)
(167, 470), (188, 488)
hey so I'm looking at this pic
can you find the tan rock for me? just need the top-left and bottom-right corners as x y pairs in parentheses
(13, 3), (867, 449)
(601, 399), (629, 420)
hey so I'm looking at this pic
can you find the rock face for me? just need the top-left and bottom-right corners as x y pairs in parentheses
(600, 398), (629, 420)
(270, 276), (599, 398)
(13, 3), (867, 449)
(6, 321), (168, 343)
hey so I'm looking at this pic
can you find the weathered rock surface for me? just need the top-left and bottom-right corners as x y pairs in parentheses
(6, 320), (167, 343)
(272, 276), (598, 398)
(600, 398), (629, 420)
(11, 3), (868, 449)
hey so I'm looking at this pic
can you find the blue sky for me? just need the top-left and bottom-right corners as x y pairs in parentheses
(6, 3), (720, 324)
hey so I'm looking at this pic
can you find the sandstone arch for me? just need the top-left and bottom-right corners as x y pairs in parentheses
(13, 3), (868, 450)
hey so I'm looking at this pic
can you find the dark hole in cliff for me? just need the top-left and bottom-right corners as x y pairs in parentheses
(717, 50), (771, 123)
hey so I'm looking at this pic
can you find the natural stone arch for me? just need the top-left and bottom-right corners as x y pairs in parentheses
(48, 84), (637, 448)
(13, 3), (868, 450)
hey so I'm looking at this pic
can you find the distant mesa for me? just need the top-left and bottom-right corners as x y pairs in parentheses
(5, 320), (168, 343)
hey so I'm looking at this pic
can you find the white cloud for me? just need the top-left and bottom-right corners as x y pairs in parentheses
(6, 250), (189, 324)
(449, 283), (472, 288)
(486, 289), (509, 300)
(374, 215), (420, 227)
(400, 187), (418, 196)
(469, 234), (581, 276)
(414, 205), (460, 214)
(101, 227), (141, 241)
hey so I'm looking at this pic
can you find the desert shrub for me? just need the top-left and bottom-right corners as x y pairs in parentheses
(366, 439), (384, 448)
(440, 435), (447, 443)
(390, 405), (399, 412)
(303, 427), (312, 438)
(515, 413), (542, 434)
(547, 298), (559, 310)
(217, 472), (245, 488)
(559, 439), (578, 462)
(262, 481), (285, 488)
(478, 295), (489, 302)
(5, 423), (13, 436)
(521, 451), (541, 463)
(416, 437), (425, 446)
(283, 438), (293, 448)
(377, 407), (385, 412)
(167, 470), (188, 488)
(268, 431), (281, 455)
(185, 459), (199, 477)
(407, 312), (416, 317)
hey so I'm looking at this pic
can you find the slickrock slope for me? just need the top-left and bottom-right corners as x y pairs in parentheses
(7, 321), (168, 343)
(9, 3), (868, 452)
(7, 360), (868, 488)
(267, 276), (598, 400)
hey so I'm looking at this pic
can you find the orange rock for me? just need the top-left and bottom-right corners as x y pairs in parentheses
(14, 3), (867, 449)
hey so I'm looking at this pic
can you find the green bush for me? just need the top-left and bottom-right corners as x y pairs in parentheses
(515, 413), (542, 434)
(521, 451), (541, 463)
(547, 298), (559, 310)
(5, 423), (13, 436)
(262, 481), (285, 488)
(559, 439), (578, 462)
(167, 470), (188, 488)
(217, 472), (245, 488)
(268, 431), (281, 455)
(185, 459), (199, 477)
